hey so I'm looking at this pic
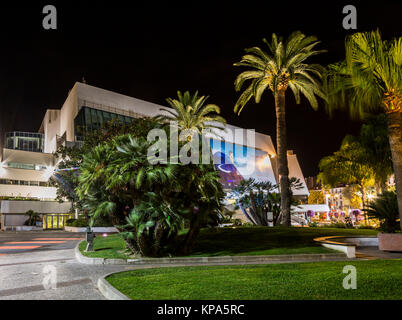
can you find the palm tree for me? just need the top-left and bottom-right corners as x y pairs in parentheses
(317, 137), (375, 210)
(324, 30), (402, 230)
(233, 31), (326, 226)
(364, 191), (400, 233)
(157, 90), (226, 141)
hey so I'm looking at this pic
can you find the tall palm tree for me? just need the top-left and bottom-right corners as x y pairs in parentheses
(233, 31), (326, 226)
(324, 30), (402, 230)
(157, 91), (226, 141)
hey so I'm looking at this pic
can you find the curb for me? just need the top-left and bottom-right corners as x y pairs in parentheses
(97, 272), (130, 300)
(75, 241), (349, 266)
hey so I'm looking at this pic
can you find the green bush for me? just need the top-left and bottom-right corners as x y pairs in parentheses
(0, 197), (40, 201)
(328, 222), (347, 229)
(239, 222), (256, 228)
(92, 215), (113, 227)
(308, 222), (319, 228)
(67, 217), (113, 228)
(66, 218), (76, 226)
(364, 191), (400, 233)
(24, 210), (41, 226)
(71, 218), (88, 227)
(356, 224), (376, 230)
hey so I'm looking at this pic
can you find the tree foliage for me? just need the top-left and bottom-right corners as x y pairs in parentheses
(364, 191), (400, 233)
(233, 31), (326, 114)
(308, 190), (325, 204)
(318, 138), (375, 190)
(156, 90), (226, 139)
(233, 31), (326, 226)
(324, 30), (402, 118)
(76, 121), (224, 257)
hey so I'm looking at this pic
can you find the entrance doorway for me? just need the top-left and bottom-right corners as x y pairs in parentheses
(42, 214), (72, 230)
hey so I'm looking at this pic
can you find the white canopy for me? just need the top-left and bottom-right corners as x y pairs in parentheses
(291, 204), (330, 213)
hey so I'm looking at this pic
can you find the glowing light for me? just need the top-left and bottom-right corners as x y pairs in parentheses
(102, 233), (108, 237)
(257, 156), (271, 170)
(43, 166), (56, 179)
(0, 162), (6, 177)
(55, 167), (79, 172)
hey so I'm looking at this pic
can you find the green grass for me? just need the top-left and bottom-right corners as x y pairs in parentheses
(107, 259), (402, 300)
(79, 227), (377, 259)
(79, 234), (129, 259)
(186, 227), (377, 257)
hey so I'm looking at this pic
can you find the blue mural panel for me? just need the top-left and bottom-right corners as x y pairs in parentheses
(210, 139), (276, 189)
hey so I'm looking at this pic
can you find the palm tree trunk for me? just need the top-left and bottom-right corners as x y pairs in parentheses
(386, 111), (402, 230)
(359, 185), (368, 224)
(275, 90), (291, 226)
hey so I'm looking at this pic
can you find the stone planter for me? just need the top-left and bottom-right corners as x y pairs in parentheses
(378, 232), (402, 252)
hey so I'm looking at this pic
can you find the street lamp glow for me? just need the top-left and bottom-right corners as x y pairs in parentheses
(43, 166), (56, 179)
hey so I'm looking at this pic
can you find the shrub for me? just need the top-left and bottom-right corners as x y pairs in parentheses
(239, 222), (256, 228)
(364, 191), (400, 233)
(24, 210), (40, 226)
(308, 222), (319, 228)
(66, 218), (76, 226)
(328, 222), (347, 229)
(71, 218), (88, 227)
(356, 224), (376, 230)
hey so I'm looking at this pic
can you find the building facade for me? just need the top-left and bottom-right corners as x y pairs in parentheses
(1, 82), (310, 228)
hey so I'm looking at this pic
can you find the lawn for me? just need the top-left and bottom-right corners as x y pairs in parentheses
(106, 259), (402, 300)
(79, 226), (378, 259)
(79, 234), (128, 259)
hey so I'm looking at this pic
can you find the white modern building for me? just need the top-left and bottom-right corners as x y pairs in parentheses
(0, 82), (310, 228)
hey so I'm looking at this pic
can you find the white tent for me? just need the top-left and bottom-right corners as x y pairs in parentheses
(291, 204), (330, 213)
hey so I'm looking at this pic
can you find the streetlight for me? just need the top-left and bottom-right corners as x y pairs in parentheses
(85, 226), (95, 252)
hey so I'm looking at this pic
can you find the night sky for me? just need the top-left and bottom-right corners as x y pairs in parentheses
(0, 1), (401, 176)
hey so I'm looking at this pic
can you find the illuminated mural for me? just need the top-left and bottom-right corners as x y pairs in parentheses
(210, 139), (277, 189)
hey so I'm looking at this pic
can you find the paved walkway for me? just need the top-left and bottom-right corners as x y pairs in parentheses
(0, 231), (401, 300)
(0, 232), (126, 300)
(356, 246), (402, 259)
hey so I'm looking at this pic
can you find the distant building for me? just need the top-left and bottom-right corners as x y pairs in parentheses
(323, 186), (346, 212)
(305, 176), (321, 190)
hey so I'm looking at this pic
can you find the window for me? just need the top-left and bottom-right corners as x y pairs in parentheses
(74, 106), (136, 137)
(8, 162), (36, 170)
(4, 132), (44, 152)
(0, 179), (50, 187)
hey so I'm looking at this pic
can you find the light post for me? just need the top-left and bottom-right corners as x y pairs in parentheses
(85, 226), (95, 252)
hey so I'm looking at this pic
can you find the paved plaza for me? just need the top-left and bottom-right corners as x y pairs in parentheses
(0, 231), (401, 300)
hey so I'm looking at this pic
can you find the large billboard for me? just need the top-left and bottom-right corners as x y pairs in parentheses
(210, 139), (277, 189)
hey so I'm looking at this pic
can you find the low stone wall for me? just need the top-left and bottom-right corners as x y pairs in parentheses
(378, 233), (402, 252)
(75, 241), (348, 266)
(314, 236), (378, 258)
(64, 226), (118, 233)
(2, 226), (43, 231)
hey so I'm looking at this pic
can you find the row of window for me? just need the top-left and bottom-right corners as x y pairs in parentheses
(5, 132), (44, 153)
(0, 179), (50, 187)
(7, 162), (47, 171)
(74, 106), (135, 136)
